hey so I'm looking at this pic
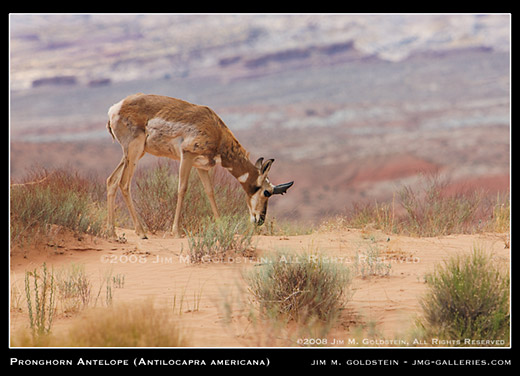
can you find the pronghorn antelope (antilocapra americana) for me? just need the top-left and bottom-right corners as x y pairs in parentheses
(106, 93), (294, 239)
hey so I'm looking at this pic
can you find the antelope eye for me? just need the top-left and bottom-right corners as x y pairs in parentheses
(264, 190), (272, 197)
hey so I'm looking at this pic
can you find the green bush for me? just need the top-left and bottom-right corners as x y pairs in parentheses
(245, 251), (352, 323)
(419, 248), (510, 345)
(186, 215), (254, 263)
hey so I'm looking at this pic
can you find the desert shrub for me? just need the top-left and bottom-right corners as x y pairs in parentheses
(398, 176), (485, 236)
(419, 248), (510, 345)
(24, 263), (56, 335)
(132, 162), (177, 232)
(336, 174), (508, 237)
(343, 200), (396, 234)
(245, 251), (352, 323)
(133, 161), (247, 234)
(355, 244), (392, 278)
(55, 263), (92, 314)
(186, 215), (254, 263)
(487, 193), (510, 233)
(10, 168), (106, 246)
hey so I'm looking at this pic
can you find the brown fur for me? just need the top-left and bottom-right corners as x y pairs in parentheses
(106, 93), (288, 238)
(116, 93), (260, 189)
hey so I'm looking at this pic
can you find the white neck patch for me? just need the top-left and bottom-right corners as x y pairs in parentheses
(237, 172), (249, 183)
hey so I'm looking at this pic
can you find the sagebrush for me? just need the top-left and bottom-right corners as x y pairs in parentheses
(418, 247), (510, 345)
(245, 251), (352, 323)
(329, 174), (509, 237)
(10, 163), (249, 247)
(133, 161), (247, 234)
(186, 215), (254, 263)
(10, 168), (106, 247)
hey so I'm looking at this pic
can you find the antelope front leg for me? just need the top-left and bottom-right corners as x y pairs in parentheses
(172, 152), (194, 237)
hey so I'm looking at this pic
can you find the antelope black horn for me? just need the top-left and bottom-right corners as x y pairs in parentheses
(273, 181), (294, 195)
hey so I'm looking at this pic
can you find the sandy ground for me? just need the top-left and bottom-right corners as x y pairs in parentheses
(10, 227), (510, 347)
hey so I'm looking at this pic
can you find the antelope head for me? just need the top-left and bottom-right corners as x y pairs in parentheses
(246, 157), (294, 226)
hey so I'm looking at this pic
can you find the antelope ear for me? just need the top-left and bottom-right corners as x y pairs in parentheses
(273, 181), (294, 195)
(255, 157), (264, 170)
(261, 159), (275, 176)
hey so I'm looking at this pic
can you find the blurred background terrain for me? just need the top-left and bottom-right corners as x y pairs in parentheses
(9, 14), (510, 223)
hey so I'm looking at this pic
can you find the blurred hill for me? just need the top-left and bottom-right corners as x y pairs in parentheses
(10, 14), (510, 222)
(10, 14), (509, 90)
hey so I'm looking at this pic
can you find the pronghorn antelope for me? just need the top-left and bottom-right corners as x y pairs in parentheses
(106, 93), (294, 239)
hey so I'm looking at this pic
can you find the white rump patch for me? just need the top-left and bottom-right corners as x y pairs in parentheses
(237, 173), (249, 183)
(107, 99), (124, 123)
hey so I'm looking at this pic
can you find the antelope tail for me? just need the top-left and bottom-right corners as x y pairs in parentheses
(106, 120), (115, 142)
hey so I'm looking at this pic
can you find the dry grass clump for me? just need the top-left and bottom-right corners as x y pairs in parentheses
(14, 262), (127, 345)
(324, 174), (509, 237)
(54, 263), (92, 314)
(133, 161), (247, 235)
(397, 177), (486, 236)
(245, 251), (352, 324)
(489, 193), (510, 233)
(186, 215), (255, 263)
(12, 301), (187, 347)
(10, 162), (249, 247)
(64, 302), (187, 347)
(10, 168), (106, 248)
